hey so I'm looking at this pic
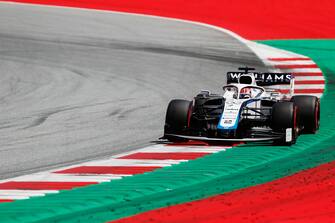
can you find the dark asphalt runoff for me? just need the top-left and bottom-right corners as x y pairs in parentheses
(0, 3), (267, 179)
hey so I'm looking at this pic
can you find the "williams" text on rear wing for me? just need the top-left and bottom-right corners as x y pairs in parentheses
(227, 71), (292, 86)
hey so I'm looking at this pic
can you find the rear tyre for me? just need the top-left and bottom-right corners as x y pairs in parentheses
(164, 99), (192, 142)
(272, 101), (297, 145)
(291, 95), (320, 133)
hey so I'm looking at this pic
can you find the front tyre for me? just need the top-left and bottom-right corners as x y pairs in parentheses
(272, 101), (298, 145)
(164, 99), (193, 142)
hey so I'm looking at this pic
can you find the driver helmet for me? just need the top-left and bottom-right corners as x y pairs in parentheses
(240, 87), (252, 98)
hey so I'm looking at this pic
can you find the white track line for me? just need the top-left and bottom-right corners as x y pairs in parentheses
(246, 41), (307, 60)
(83, 159), (183, 167)
(0, 190), (58, 198)
(268, 60), (315, 65)
(267, 85), (325, 90)
(294, 76), (324, 81)
(277, 68), (322, 73)
(14, 173), (123, 182)
(294, 93), (323, 97)
(140, 145), (229, 153)
(0, 195), (31, 200)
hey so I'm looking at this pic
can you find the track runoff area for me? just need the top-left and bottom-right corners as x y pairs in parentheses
(0, 0), (333, 222)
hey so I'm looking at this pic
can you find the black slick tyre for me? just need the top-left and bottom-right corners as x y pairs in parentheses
(291, 95), (320, 133)
(272, 101), (297, 145)
(164, 99), (192, 142)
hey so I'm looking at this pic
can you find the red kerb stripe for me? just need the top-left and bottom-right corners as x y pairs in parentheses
(55, 166), (161, 175)
(268, 57), (311, 61)
(167, 141), (209, 146)
(295, 80), (325, 85)
(278, 89), (324, 94)
(0, 181), (96, 190)
(117, 152), (210, 160)
(292, 72), (323, 76)
(274, 64), (318, 69)
(0, 199), (13, 203)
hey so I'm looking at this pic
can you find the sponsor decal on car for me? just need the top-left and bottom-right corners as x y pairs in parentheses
(217, 100), (242, 130)
(227, 71), (292, 86)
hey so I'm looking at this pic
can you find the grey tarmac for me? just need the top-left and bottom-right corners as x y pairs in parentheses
(0, 3), (267, 179)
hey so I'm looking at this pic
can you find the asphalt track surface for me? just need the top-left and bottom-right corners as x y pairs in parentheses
(0, 3), (267, 179)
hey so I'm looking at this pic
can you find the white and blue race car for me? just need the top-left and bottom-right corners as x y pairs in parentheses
(163, 67), (320, 145)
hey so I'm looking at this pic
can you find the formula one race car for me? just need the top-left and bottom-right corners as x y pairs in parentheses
(163, 67), (320, 145)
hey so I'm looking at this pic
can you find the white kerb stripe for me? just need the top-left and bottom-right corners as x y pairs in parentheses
(294, 76), (325, 81)
(268, 60), (315, 65)
(13, 173), (124, 182)
(84, 159), (184, 167)
(295, 93), (323, 97)
(0, 190), (58, 197)
(140, 145), (229, 153)
(267, 84), (325, 90)
(0, 195), (31, 200)
(279, 68), (322, 73)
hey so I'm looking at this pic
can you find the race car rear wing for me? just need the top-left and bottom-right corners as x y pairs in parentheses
(227, 71), (292, 86)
